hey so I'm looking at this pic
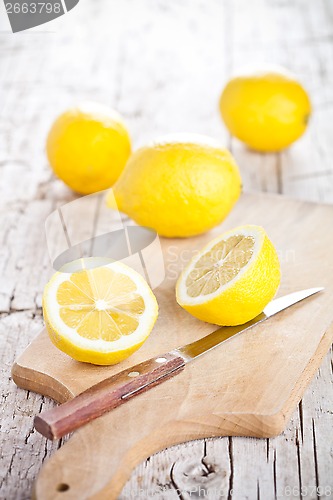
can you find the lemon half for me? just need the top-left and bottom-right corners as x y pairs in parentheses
(43, 261), (158, 365)
(176, 225), (280, 326)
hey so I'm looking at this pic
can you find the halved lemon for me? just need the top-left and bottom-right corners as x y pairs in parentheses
(176, 225), (280, 326)
(43, 260), (158, 365)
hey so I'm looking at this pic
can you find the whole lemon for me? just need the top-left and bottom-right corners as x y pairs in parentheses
(107, 135), (242, 238)
(219, 67), (311, 152)
(46, 102), (131, 194)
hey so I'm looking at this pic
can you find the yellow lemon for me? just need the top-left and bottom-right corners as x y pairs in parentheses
(46, 102), (131, 194)
(107, 135), (242, 238)
(43, 259), (158, 365)
(176, 225), (280, 326)
(219, 67), (311, 152)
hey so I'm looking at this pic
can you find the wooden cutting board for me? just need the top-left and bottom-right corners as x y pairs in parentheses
(12, 192), (333, 500)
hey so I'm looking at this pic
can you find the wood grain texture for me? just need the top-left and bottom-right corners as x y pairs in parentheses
(0, 0), (332, 498)
(12, 192), (333, 499)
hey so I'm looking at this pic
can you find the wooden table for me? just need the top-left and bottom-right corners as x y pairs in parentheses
(0, 1), (332, 498)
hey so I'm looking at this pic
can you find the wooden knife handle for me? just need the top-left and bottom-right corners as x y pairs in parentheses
(34, 351), (185, 440)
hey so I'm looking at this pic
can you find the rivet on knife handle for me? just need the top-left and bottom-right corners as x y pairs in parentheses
(34, 352), (185, 440)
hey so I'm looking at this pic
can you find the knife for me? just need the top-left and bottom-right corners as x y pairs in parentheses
(34, 287), (323, 440)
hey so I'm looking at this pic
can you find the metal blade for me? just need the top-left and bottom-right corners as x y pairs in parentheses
(263, 287), (323, 317)
(176, 287), (324, 362)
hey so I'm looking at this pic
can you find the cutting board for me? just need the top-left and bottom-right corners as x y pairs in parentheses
(12, 192), (333, 500)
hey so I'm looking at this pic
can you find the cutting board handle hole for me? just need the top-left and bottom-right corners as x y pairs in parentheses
(128, 371), (140, 377)
(57, 483), (70, 492)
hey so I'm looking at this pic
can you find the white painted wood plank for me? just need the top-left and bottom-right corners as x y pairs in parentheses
(0, 312), (59, 499)
(0, 0), (332, 499)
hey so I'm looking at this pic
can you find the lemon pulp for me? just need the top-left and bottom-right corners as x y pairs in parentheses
(43, 261), (158, 365)
(186, 235), (255, 297)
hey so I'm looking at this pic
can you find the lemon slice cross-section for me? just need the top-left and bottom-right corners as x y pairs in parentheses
(176, 225), (281, 326)
(43, 261), (158, 365)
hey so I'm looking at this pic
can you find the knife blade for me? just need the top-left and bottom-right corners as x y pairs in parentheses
(34, 287), (323, 440)
(176, 287), (324, 362)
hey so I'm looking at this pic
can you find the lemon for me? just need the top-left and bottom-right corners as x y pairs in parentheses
(176, 225), (280, 326)
(219, 67), (311, 152)
(42, 260), (158, 365)
(46, 102), (131, 194)
(107, 135), (242, 238)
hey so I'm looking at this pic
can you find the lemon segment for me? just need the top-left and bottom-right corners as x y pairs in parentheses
(219, 68), (311, 152)
(43, 261), (158, 365)
(176, 225), (281, 326)
(107, 135), (242, 238)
